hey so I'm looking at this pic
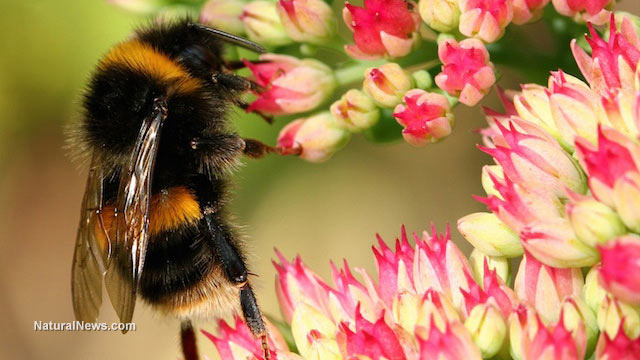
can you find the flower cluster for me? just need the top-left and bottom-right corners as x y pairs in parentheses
(108, 0), (621, 160)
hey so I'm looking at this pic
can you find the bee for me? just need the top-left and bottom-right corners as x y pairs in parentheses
(70, 18), (279, 360)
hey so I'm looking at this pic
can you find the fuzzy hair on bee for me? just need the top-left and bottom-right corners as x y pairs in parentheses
(69, 18), (276, 360)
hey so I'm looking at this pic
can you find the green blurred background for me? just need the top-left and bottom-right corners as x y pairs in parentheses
(0, 1), (637, 359)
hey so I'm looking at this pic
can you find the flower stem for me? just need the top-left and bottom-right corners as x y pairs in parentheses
(334, 60), (385, 87)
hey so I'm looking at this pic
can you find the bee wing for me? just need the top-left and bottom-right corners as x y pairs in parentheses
(105, 103), (167, 328)
(71, 157), (108, 323)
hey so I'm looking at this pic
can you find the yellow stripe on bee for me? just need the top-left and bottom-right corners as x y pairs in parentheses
(100, 39), (202, 95)
(93, 186), (202, 243)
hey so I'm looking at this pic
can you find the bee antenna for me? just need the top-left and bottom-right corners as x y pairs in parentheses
(248, 272), (260, 277)
(188, 23), (266, 54)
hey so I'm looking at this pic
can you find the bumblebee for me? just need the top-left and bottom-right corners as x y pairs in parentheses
(70, 19), (277, 360)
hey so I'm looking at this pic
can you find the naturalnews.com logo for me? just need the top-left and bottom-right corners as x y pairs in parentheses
(34, 320), (136, 332)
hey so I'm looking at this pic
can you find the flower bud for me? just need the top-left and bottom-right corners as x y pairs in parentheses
(508, 305), (540, 360)
(203, 316), (285, 359)
(393, 89), (455, 146)
(435, 38), (496, 106)
(464, 303), (507, 358)
(338, 309), (407, 359)
(458, 212), (523, 258)
(200, 0), (246, 34)
(330, 89), (380, 132)
(521, 218), (600, 268)
(481, 165), (504, 198)
(599, 235), (640, 305)
(597, 295), (640, 340)
(244, 54), (336, 115)
(514, 252), (584, 324)
(418, 0), (460, 33)
(469, 249), (510, 285)
(561, 297), (599, 358)
(291, 302), (339, 359)
(414, 289), (462, 333)
(107, 0), (165, 13)
(551, 0), (613, 25)
(583, 265), (608, 313)
(242, 0), (293, 46)
(277, 112), (351, 162)
(511, 0), (550, 25)
(459, 0), (513, 43)
(613, 172), (640, 233)
(566, 193), (626, 247)
(276, 0), (336, 44)
(595, 321), (640, 360)
(521, 314), (587, 360)
(343, 0), (420, 59)
(417, 319), (483, 360)
(363, 63), (413, 108)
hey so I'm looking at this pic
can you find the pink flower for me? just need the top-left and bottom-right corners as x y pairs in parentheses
(337, 308), (407, 360)
(572, 16), (640, 94)
(417, 318), (483, 360)
(595, 322), (640, 360)
(514, 252), (584, 324)
(458, 0), (513, 43)
(511, 0), (550, 25)
(276, 0), (336, 44)
(243, 54), (335, 115)
(521, 314), (587, 360)
(575, 127), (640, 207)
(273, 249), (330, 323)
(460, 261), (519, 320)
(435, 38), (496, 106)
(552, 0), (613, 25)
(343, 0), (420, 59)
(393, 89), (455, 146)
(598, 235), (640, 305)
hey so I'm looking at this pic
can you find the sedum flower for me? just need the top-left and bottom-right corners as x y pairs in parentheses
(596, 294), (640, 340)
(511, 0), (550, 25)
(458, 212), (523, 258)
(330, 89), (380, 133)
(200, 0), (247, 35)
(468, 249), (510, 285)
(276, 0), (336, 44)
(277, 112), (351, 162)
(572, 17), (640, 94)
(336, 308), (407, 360)
(242, 0), (293, 46)
(461, 262), (519, 320)
(595, 322), (640, 360)
(435, 38), (496, 106)
(363, 63), (413, 108)
(520, 313), (587, 360)
(561, 297), (599, 357)
(418, 0), (461, 33)
(243, 54), (336, 115)
(417, 318), (483, 359)
(598, 235), (640, 305)
(392, 89), (455, 146)
(343, 0), (420, 59)
(514, 252), (584, 324)
(291, 302), (342, 359)
(613, 171), (640, 233)
(464, 303), (507, 358)
(551, 0), (614, 25)
(458, 0), (513, 43)
(565, 192), (626, 247)
(583, 265), (608, 313)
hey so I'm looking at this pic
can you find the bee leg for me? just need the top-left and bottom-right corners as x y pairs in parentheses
(180, 320), (200, 360)
(202, 212), (248, 285)
(241, 138), (302, 159)
(236, 102), (274, 124)
(223, 59), (269, 71)
(211, 72), (264, 93)
(240, 285), (270, 359)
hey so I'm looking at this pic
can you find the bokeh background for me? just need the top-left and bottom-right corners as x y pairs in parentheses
(1, 1), (638, 359)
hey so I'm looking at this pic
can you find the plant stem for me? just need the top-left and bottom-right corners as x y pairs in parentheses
(334, 60), (385, 87)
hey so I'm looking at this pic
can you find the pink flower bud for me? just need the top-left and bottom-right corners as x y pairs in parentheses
(372, 226), (416, 306)
(244, 54), (336, 115)
(273, 249), (330, 322)
(595, 322), (640, 360)
(200, 0), (247, 35)
(418, 0), (461, 32)
(393, 89), (455, 146)
(276, 0), (336, 44)
(363, 63), (413, 108)
(463, 303), (507, 358)
(552, 0), (614, 25)
(565, 192), (626, 247)
(458, 0), (513, 43)
(337, 309), (408, 360)
(479, 119), (587, 197)
(521, 314), (587, 360)
(435, 38), (496, 106)
(291, 303), (342, 359)
(596, 294), (640, 341)
(330, 89), (380, 132)
(324, 260), (378, 324)
(575, 127), (640, 207)
(598, 235), (640, 305)
(613, 172), (640, 233)
(460, 262), (518, 320)
(343, 0), (420, 59)
(417, 318), (483, 360)
(508, 305), (541, 360)
(511, 0), (550, 25)
(514, 252), (584, 324)
(561, 297), (599, 357)
(277, 112), (351, 162)
(571, 16), (640, 94)
(202, 316), (289, 360)
(521, 218), (600, 268)
(242, 0), (293, 46)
